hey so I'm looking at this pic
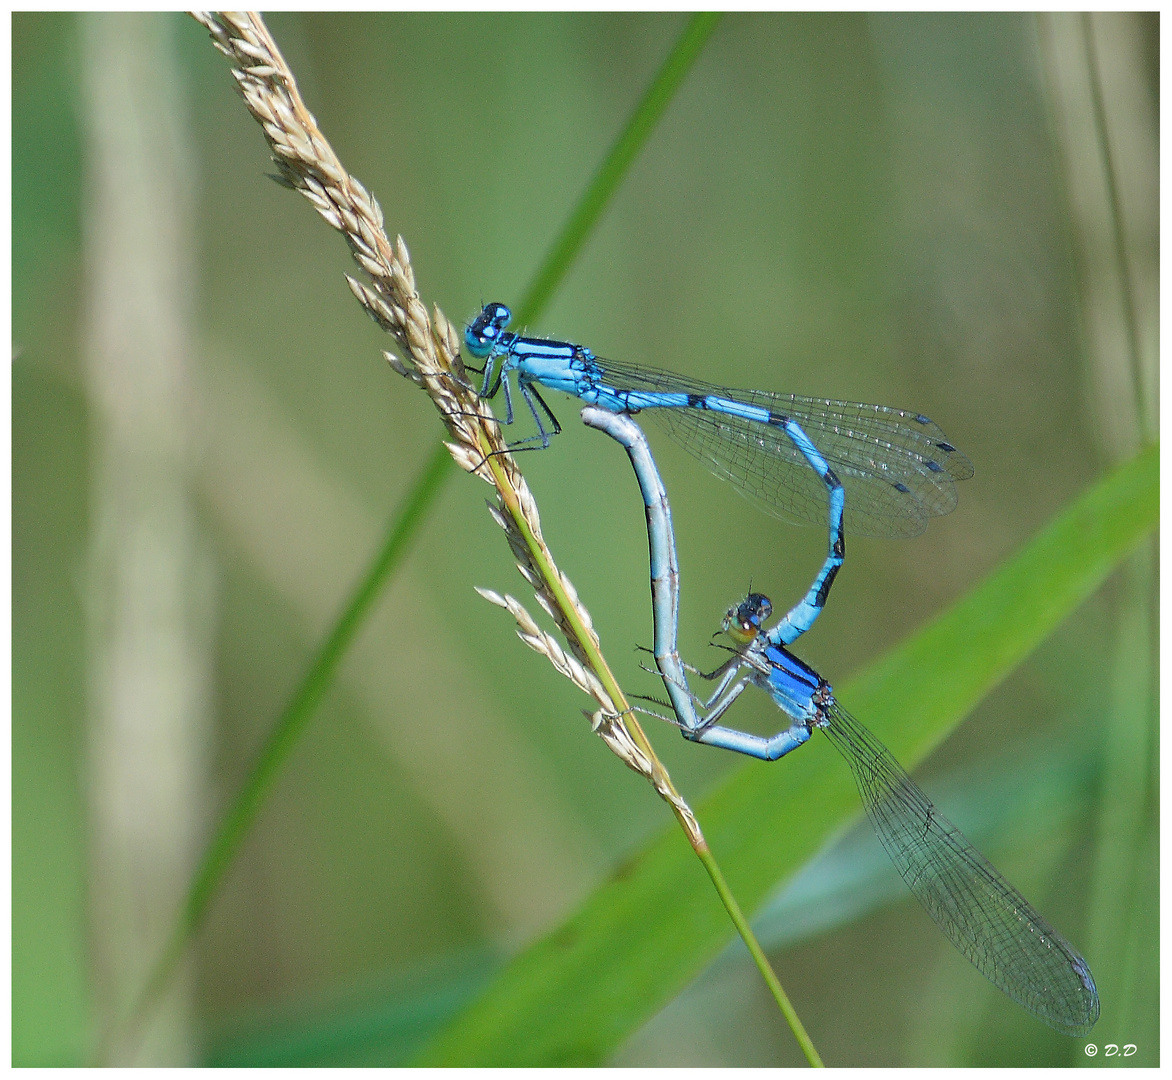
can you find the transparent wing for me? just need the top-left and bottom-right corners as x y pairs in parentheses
(596, 358), (973, 539)
(821, 699), (1099, 1036)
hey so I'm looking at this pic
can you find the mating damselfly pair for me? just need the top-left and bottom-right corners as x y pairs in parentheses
(467, 303), (1099, 1038)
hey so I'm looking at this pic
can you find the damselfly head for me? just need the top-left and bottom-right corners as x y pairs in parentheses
(464, 302), (513, 358)
(722, 592), (772, 645)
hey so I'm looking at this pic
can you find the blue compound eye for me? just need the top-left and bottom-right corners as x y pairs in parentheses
(740, 593), (772, 628)
(464, 302), (512, 358)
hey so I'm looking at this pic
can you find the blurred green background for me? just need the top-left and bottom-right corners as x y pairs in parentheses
(13, 12), (1157, 1067)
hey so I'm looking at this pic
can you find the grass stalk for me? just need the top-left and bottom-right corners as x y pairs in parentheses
(696, 847), (824, 1067)
(115, 10), (816, 1067)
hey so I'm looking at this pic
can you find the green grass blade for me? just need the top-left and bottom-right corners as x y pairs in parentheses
(417, 443), (1157, 1065)
(513, 12), (722, 326)
(1079, 542), (1157, 1064)
(753, 738), (1096, 954)
(207, 949), (501, 1067)
(199, 739), (1095, 1066)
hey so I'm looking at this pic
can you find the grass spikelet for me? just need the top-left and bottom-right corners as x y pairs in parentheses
(191, 10), (697, 828)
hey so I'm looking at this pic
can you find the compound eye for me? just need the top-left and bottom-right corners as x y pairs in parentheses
(464, 308), (501, 357)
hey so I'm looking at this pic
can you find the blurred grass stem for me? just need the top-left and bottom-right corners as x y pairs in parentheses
(1079, 13), (1151, 445)
(82, 13), (210, 1065)
(1038, 12), (1157, 1061)
(110, 445), (450, 1057)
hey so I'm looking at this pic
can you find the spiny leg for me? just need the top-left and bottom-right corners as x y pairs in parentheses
(689, 651), (750, 709)
(517, 381), (561, 449)
(498, 366), (517, 426)
(690, 667), (752, 725)
(480, 378), (562, 453)
(477, 347), (505, 400)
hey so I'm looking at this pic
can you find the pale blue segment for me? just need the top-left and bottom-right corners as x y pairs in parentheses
(579, 407), (703, 735)
(467, 303), (973, 539)
(693, 714), (810, 760)
(585, 407), (1099, 1039)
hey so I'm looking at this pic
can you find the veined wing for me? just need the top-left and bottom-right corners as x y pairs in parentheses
(820, 699), (1099, 1036)
(595, 358), (973, 539)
